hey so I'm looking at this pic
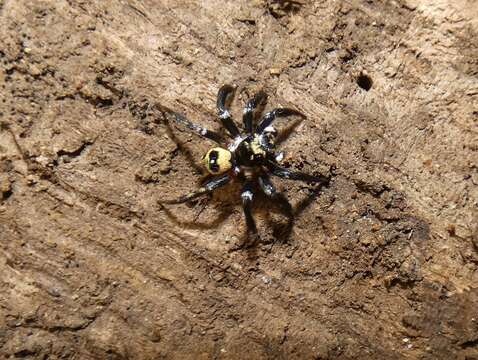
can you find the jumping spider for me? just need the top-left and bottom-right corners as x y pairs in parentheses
(160, 84), (329, 238)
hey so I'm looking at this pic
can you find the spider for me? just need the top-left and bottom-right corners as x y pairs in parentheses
(159, 84), (329, 238)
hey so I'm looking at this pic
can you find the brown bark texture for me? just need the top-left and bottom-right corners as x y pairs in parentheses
(0, 0), (477, 359)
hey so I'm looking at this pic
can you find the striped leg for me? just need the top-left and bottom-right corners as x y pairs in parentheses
(159, 174), (231, 204)
(267, 161), (330, 184)
(243, 91), (267, 134)
(217, 84), (240, 138)
(169, 111), (223, 144)
(256, 108), (305, 134)
(241, 181), (257, 235)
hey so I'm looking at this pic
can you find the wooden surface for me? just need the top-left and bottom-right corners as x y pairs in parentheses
(1, 0), (477, 358)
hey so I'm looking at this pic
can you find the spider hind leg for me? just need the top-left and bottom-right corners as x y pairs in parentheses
(159, 174), (231, 204)
(267, 161), (330, 184)
(259, 174), (294, 240)
(241, 181), (258, 236)
(258, 174), (293, 215)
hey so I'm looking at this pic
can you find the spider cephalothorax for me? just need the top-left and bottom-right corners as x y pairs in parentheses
(160, 84), (330, 237)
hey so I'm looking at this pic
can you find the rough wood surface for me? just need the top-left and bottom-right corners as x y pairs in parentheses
(1, 0), (477, 359)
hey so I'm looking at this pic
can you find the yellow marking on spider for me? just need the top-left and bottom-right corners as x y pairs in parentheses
(250, 136), (266, 158)
(203, 147), (232, 174)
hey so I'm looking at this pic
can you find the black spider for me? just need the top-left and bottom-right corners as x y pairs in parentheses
(160, 84), (329, 238)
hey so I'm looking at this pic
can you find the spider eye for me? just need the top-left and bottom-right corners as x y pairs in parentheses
(203, 147), (232, 174)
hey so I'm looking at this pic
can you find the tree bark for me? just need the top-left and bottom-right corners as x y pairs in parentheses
(1, 0), (477, 358)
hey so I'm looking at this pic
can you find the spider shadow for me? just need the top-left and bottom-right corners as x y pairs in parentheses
(158, 198), (233, 230)
(163, 119), (204, 174)
(158, 175), (245, 233)
(275, 118), (304, 147)
(238, 182), (324, 256)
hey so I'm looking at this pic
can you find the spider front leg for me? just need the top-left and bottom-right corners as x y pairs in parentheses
(159, 174), (231, 204)
(243, 91), (267, 134)
(217, 84), (240, 138)
(255, 108), (305, 134)
(241, 181), (258, 236)
(267, 161), (330, 184)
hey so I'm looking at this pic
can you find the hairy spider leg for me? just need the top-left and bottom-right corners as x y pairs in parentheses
(243, 91), (267, 134)
(159, 174), (231, 204)
(258, 174), (293, 216)
(267, 160), (330, 184)
(217, 84), (240, 138)
(241, 181), (257, 235)
(255, 108), (305, 134)
(170, 112), (223, 144)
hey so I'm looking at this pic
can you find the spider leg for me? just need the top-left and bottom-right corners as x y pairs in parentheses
(258, 174), (293, 215)
(241, 181), (258, 235)
(243, 91), (267, 134)
(159, 174), (231, 204)
(255, 108), (305, 134)
(217, 84), (240, 138)
(169, 111), (223, 144)
(267, 161), (330, 184)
